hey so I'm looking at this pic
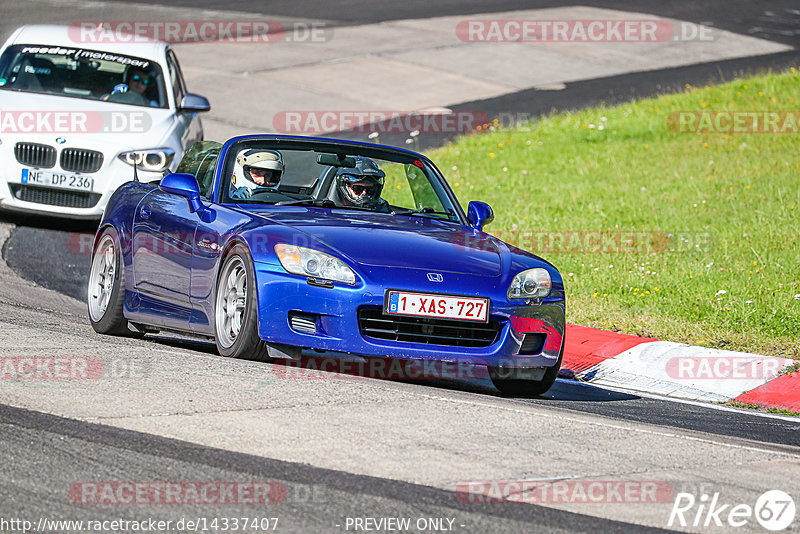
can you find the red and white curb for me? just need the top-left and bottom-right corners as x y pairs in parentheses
(561, 325), (799, 412)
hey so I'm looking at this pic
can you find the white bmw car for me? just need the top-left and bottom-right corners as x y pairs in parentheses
(0, 25), (209, 219)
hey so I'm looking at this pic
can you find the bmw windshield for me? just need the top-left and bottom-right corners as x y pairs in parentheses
(0, 44), (167, 108)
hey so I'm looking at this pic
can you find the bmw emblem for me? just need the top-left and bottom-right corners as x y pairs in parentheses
(56, 137), (66, 144)
(427, 273), (443, 282)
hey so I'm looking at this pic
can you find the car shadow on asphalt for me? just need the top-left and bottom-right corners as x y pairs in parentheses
(142, 335), (640, 402)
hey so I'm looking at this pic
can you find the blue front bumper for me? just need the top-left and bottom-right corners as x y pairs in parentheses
(254, 262), (565, 369)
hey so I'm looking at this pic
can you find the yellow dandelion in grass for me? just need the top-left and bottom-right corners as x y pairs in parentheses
(758, 92), (764, 97)
(753, 261), (757, 266)
(523, 216), (527, 220)
(643, 144), (648, 149)
(737, 92), (742, 96)
(792, 67), (797, 73)
(488, 152), (496, 158)
(791, 206), (796, 210)
(645, 290), (651, 295)
(592, 292), (598, 298)
(498, 143), (504, 147)
(654, 287), (660, 292)
(703, 142), (708, 147)
(454, 183), (460, 187)
(396, 184), (402, 189)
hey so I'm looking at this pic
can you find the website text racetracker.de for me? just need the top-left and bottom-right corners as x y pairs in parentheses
(0, 110), (151, 134)
(272, 110), (491, 135)
(0, 517), (279, 532)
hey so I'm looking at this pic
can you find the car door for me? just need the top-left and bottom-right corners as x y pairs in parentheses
(131, 187), (197, 327)
(166, 49), (203, 148)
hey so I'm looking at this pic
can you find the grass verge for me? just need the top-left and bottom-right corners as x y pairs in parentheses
(432, 68), (800, 357)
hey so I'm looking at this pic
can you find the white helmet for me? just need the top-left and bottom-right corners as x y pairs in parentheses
(232, 149), (284, 192)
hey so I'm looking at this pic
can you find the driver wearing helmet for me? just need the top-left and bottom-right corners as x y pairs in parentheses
(332, 157), (389, 211)
(231, 149), (284, 199)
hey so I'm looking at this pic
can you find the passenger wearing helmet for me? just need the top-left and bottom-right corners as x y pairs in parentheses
(332, 157), (389, 211)
(231, 149), (284, 199)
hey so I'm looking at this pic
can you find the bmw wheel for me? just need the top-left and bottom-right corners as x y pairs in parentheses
(214, 244), (271, 361)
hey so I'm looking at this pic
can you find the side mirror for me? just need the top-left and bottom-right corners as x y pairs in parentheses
(160, 173), (203, 213)
(467, 201), (494, 231)
(178, 93), (211, 113)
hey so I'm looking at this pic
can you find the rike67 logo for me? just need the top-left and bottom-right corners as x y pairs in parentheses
(668, 490), (795, 531)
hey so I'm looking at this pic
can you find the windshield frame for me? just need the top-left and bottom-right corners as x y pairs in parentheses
(213, 136), (469, 225)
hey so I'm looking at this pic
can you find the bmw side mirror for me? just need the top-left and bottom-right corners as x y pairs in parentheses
(160, 173), (203, 213)
(178, 93), (211, 113)
(467, 201), (494, 231)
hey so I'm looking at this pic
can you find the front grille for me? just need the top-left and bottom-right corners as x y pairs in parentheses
(14, 142), (56, 168)
(358, 306), (501, 348)
(60, 148), (104, 173)
(9, 184), (101, 208)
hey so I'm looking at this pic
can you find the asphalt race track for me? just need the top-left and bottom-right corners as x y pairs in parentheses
(1, 1), (799, 533)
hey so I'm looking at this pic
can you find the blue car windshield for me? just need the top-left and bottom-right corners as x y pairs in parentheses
(220, 141), (463, 223)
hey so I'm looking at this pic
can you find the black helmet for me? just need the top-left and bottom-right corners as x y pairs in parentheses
(335, 157), (385, 209)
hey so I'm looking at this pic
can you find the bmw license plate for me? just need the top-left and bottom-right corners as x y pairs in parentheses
(21, 168), (94, 191)
(385, 290), (489, 322)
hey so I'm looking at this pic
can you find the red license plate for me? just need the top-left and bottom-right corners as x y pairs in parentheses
(385, 291), (489, 322)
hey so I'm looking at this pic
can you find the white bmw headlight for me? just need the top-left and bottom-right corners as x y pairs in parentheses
(118, 148), (175, 172)
(508, 268), (552, 299)
(274, 244), (356, 285)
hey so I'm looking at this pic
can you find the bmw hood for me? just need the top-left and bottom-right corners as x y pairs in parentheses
(256, 209), (503, 277)
(0, 90), (176, 148)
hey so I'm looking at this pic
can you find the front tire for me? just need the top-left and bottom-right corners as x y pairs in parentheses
(88, 229), (132, 335)
(214, 244), (271, 361)
(489, 346), (563, 397)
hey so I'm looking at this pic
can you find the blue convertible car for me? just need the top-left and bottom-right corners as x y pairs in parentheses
(88, 135), (565, 395)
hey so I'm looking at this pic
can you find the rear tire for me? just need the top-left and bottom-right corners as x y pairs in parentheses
(214, 244), (272, 362)
(489, 346), (563, 397)
(88, 229), (134, 336)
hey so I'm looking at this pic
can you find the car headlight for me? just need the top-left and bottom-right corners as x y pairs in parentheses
(118, 148), (175, 172)
(508, 268), (552, 299)
(274, 244), (356, 285)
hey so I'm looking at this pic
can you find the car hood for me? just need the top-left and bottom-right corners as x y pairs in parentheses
(252, 209), (503, 277)
(0, 90), (176, 148)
